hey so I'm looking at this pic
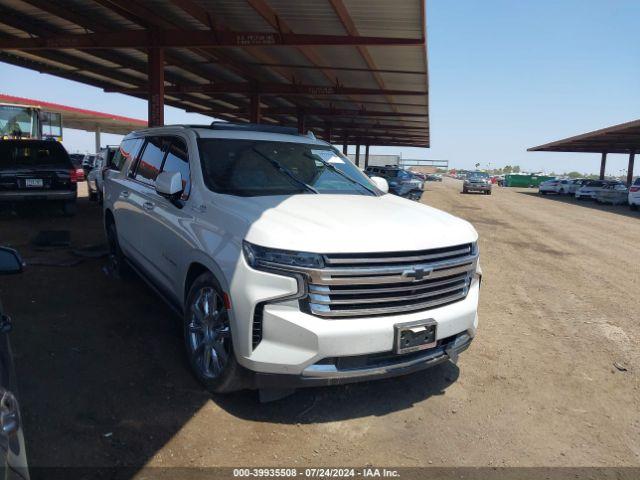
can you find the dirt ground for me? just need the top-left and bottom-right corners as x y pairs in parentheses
(0, 179), (638, 474)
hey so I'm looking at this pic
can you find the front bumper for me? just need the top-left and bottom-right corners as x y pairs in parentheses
(464, 183), (491, 192)
(232, 268), (480, 376)
(254, 332), (472, 388)
(0, 190), (76, 202)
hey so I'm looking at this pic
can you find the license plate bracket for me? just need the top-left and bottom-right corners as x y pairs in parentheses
(394, 319), (437, 354)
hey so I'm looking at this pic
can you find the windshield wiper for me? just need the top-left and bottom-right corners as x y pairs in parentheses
(252, 148), (318, 194)
(303, 152), (377, 196)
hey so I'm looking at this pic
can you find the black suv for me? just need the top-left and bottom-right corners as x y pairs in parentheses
(365, 165), (424, 200)
(0, 140), (79, 216)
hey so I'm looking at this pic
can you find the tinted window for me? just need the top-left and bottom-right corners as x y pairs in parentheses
(198, 139), (376, 197)
(634, 178), (640, 186)
(134, 137), (164, 185)
(112, 139), (142, 172)
(161, 137), (190, 198)
(0, 140), (71, 167)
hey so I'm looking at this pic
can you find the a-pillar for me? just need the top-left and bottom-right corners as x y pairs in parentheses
(148, 47), (164, 127)
(355, 142), (361, 167)
(94, 126), (101, 154)
(250, 94), (261, 124)
(627, 152), (636, 186)
(599, 152), (607, 180)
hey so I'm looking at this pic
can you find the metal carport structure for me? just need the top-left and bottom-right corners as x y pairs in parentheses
(528, 119), (639, 186)
(0, 0), (429, 166)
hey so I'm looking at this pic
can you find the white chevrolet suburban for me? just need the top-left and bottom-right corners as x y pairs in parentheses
(103, 124), (481, 394)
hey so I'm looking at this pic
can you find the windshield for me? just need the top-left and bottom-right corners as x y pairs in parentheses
(198, 139), (378, 197)
(0, 105), (38, 138)
(469, 172), (489, 180)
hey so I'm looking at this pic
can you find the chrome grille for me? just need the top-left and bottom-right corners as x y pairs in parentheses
(304, 243), (477, 318)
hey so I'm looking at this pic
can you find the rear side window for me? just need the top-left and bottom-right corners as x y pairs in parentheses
(161, 137), (190, 199)
(0, 141), (71, 167)
(134, 137), (164, 185)
(112, 138), (142, 172)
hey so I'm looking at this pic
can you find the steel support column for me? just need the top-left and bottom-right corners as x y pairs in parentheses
(148, 47), (164, 127)
(325, 123), (333, 143)
(342, 135), (348, 155)
(94, 126), (101, 154)
(364, 144), (370, 168)
(627, 152), (636, 186)
(250, 94), (261, 123)
(355, 142), (361, 167)
(599, 152), (607, 180)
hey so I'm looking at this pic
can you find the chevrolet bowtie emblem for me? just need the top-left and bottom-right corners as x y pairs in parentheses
(403, 267), (432, 281)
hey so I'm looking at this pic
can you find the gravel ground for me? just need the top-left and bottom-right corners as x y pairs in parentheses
(0, 179), (638, 474)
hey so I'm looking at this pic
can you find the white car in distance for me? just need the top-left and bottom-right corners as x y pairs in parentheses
(575, 180), (618, 200)
(538, 179), (560, 194)
(103, 123), (481, 396)
(629, 178), (640, 210)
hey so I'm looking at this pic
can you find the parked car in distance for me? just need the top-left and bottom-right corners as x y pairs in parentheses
(81, 153), (96, 176)
(538, 178), (561, 194)
(462, 172), (492, 194)
(563, 178), (590, 195)
(595, 183), (629, 205)
(628, 178), (640, 210)
(87, 146), (118, 203)
(575, 180), (621, 200)
(104, 124), (481, 396)
(0, 139), (79, 216)
(426, 174), (443, 182)
(365, 165), (424, 200)
(0, 247), (30, 480)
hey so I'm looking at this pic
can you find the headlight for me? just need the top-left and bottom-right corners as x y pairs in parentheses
(243, 241), (324, 270)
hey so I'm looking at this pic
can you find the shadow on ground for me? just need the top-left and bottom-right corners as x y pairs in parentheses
(517, 191), (640, 219)
(0, 196), (459, 475)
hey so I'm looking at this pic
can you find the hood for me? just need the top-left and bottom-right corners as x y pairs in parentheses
(208, 193), (478, 253)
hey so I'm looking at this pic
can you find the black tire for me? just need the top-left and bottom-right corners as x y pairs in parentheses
(106, 220), (130, 278)
(88, 189), (97, 202)
(462, 188), (468, 194)
(184, 272), (244, 393)
(62, 200), (77, 217)
(630, 204), (638, 211)
(97, 189), (103, 205)
(486, 190), (492, 195)
(540, 191), (547, 195)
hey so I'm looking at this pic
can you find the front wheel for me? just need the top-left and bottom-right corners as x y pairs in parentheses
(184, 273), (244, 393)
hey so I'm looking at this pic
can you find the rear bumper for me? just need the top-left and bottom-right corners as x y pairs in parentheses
(0, 190), (76, 202)
(253, 332), (473, 388)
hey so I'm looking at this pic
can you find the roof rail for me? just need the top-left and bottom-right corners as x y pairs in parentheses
(206, 122), (300, 136)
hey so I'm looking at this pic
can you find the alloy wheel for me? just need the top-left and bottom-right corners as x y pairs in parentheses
(187, 287), (231, 380)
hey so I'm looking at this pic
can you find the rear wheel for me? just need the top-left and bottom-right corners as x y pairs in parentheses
(630, 204), (638, 211)
(184, 272), (243, 393)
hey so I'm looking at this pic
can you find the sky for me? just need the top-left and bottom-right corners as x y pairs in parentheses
(1, 0), (638, 176)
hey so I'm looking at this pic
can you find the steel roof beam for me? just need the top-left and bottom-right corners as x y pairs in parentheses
(105, 83), (425, 96)
(0, 30), (423, 50)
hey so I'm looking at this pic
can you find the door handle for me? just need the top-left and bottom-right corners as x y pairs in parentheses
(121, 191), (130, 198)
(143, 201), (155, 211)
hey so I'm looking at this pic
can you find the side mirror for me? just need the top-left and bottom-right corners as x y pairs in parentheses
(156, 171), (183, 198)
(0, 247), (23, 275)
(370, 176), (389, 193)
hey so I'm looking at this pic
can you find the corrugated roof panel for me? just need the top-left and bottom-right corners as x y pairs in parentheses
(342, 0), (424, 38)
(266, 0), (348, 35)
